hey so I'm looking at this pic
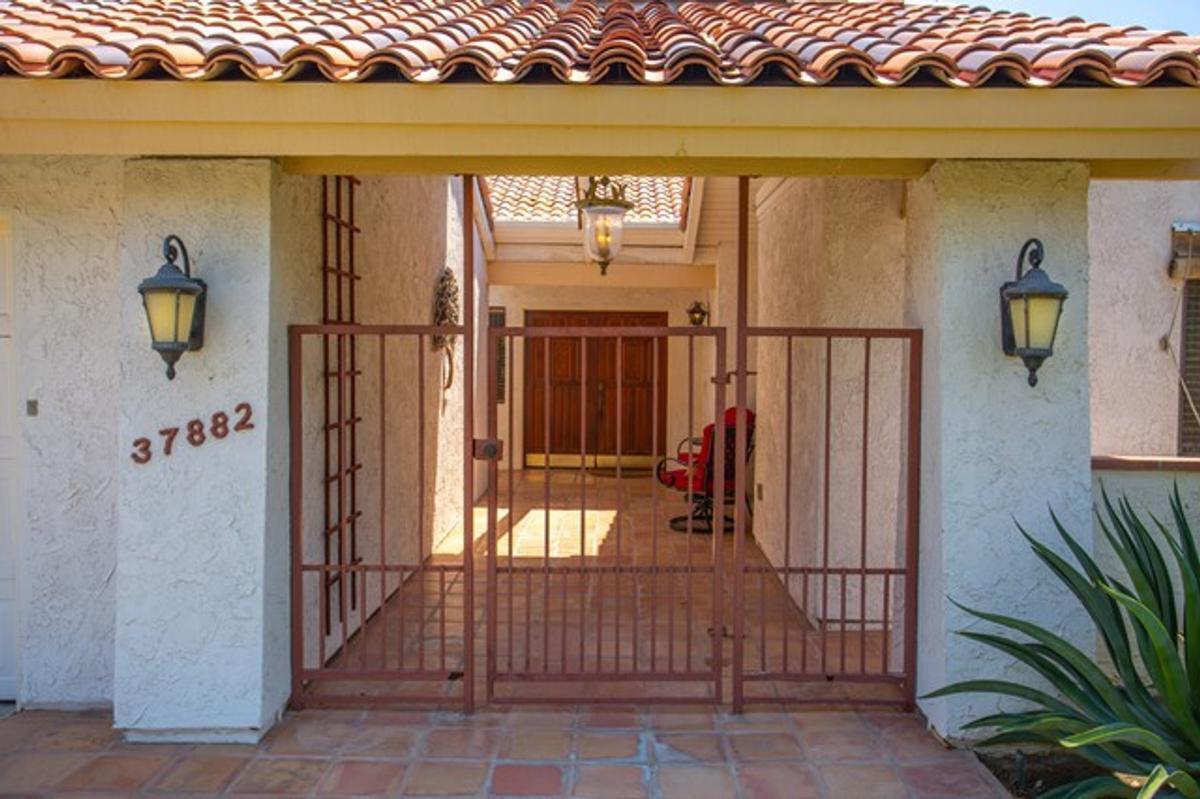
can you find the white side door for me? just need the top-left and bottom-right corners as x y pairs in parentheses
(0, 217), (18, 700)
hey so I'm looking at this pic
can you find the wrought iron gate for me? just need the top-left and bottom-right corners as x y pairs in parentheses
(484, 324), (727, 704)
(735, 327), (922, 709)
(287, 174), (920, 711)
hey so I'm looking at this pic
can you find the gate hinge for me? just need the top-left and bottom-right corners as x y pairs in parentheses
(473, 438), (504, 461)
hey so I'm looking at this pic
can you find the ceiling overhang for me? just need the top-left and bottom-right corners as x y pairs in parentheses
(1, 82), (1199, 179)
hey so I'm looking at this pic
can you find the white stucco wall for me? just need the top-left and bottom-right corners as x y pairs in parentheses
(907, 161), (1094, 740)
(263, 169), (322, 722)
(1089, 181), (1200, 456)
(753, 178), (909, 636)
(0, 157), (123, 706)
(114, 159), (316, 739)
(487, 284), (717, 469)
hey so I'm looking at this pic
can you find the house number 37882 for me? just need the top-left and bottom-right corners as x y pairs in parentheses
(130, 402), (254, 465)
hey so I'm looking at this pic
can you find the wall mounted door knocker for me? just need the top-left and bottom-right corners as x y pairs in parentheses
(432, 267), (461, 392)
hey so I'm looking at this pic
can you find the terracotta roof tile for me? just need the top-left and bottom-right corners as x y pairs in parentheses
(0, 0), (1197, 87)
(486, 175), (686, 225)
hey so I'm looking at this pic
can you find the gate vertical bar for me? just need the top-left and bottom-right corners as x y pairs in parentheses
(462, 174), (476, 713)
(486, 330), (499, 703)
(289, 326), (305, 707)
(711, 327), (726, 703)
(903, 331), (923, 709)
(732, 176), (750, 712)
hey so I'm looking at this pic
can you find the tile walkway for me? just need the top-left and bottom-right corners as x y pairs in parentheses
(0, 706), (1009, 797)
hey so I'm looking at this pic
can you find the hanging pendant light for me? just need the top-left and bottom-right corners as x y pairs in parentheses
(576, 176), (633, 275)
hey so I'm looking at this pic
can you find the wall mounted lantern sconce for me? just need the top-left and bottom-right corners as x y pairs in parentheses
(1000, 238), (1068, 387)
(576, 176), (633, 276)
(138, 235), (206, 380)
(686, 300), (710, 327)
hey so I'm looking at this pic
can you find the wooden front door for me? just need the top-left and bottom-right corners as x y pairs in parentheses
(524, 310), (668, 468)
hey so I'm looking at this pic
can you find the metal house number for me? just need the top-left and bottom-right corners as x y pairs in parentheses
(130, 402), (254, 464)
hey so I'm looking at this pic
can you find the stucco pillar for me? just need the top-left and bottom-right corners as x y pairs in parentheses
(113, 160), (317, 741)
(905, 161), (1093, 739)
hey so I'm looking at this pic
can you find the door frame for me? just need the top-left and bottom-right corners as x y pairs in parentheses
(522, 309), (669, 469)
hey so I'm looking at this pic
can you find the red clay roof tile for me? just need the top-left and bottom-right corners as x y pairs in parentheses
(0, 0), (1196, 87)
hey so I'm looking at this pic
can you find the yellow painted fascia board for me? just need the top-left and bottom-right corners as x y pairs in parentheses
(489, 261), (715, 289)
(1, 81), (1199, 173)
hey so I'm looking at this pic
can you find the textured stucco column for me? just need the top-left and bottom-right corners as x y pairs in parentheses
(113, 159), (315, 741)
(906, 161), (1093, 739)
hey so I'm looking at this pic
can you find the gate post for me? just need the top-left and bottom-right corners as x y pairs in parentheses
(731, 175), (751, 713)
(461, 174), (476, 714)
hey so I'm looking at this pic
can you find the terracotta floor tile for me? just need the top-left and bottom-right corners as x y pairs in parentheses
(790, 711), (870, 734)
(317, 760), (407, 796)
(56, 754), (172, 792)
(507, 711), (577, 730)
(35, 721), (121, 752)
(570, 764), (647, 799)
(266, 720), (357, 755)
(655, 764), (737, 799)
(149, 753), (249, 793)
(580, 711), (641, 730)
(881, 729), (962, 764)
(718, 712), (793, 732)
(727, 732), (804, 762)
(803, 729), (884, 762)
(501, 729), (572, 760)
(229, 758), (331, 795)
(651, 733), (725, 764)
(574, 733), (641, 762)
(819, 764), (909, 799)
(403, 761), (488, 795)
(647, 710), (715, 731)
(491, 763), (565, 796)
(737, 762), (822, 799)
(361, 710), (432, 726)
(422, 727), (499, 759)
(900, 762), (999, 798)
(0, 752), (93, 792)
(340, 724), (419, 758)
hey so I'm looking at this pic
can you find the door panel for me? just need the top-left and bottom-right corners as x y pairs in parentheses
(523, 311), (667, 467)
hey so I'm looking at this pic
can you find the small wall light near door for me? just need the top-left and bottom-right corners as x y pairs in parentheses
(1000, 238), (1068, 387)
(576, 176), (633, 276)
(138, 235), (206, 380)
(686, 300), (710, 327)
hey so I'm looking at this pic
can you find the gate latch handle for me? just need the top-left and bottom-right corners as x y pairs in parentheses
(473, 438), (504, 461)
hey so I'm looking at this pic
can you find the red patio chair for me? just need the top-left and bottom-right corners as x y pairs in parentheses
(655, 407), (756, 533)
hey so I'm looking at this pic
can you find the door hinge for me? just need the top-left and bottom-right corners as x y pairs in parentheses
(473, 438), (504, 461)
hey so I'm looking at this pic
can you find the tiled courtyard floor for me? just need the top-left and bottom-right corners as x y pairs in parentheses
(0, 705), (1009, 798)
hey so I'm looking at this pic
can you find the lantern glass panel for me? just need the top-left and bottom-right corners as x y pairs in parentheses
(583, 205), (626, 265)
(144, 290), (197, 345)
(1008, 295), (1061, 350)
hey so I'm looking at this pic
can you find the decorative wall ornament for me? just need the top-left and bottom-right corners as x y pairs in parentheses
(432, 266), (461, 391)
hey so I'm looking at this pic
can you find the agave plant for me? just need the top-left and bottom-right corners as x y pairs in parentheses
(927, 487), (1200, 798)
